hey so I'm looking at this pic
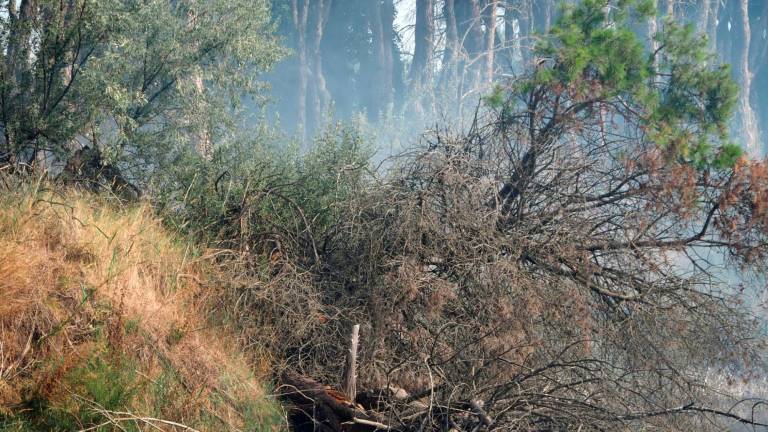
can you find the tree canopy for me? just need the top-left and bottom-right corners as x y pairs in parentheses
(0, 0), (281, 185)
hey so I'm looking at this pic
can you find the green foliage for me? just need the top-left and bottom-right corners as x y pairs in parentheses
(124, 318), (139, 335)
(499, 0), (743, 169)
(292, 126), (371, 232)
(65, 355), (138, 426)
(0, 418), (28, 432)
(0, 333), (284, 432)
(0, 0), (283, 180)
(215, 376), (285, 432)
(5, 349), (138, 432)
(155, 123), (372, 259)
(648, 23), (741, 166)
(714, 142), (744, 169)
(483, 85), (506, 109)
(541, 2), (649, 93)
(165, 326), (185, 346)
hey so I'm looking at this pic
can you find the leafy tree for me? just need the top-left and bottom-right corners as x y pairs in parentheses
(0, 0), (282, 188)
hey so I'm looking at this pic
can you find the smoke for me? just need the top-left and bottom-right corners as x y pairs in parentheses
(258, 1), (767, 158)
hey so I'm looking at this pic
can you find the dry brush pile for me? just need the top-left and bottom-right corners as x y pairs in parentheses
(208, 3), (768, 429)
(211, 115), (768, 431)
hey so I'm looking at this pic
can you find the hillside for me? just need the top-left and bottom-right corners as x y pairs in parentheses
(0, 182), (284, 431)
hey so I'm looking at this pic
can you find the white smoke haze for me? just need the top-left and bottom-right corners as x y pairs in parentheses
(262, 0), (766, 161)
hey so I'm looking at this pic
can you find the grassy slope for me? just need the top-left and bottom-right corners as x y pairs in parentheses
(0, 183), (284, 431)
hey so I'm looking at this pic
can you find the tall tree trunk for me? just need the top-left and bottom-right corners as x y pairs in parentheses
(453, 0), (484, 120)
(4, 0), (18, 66)
(381, 0), (396, 111)
(6, 0), (36, 77)
(187, 6), (212, 160)
(192, 74), (212, 160)
(706, 0), (719, 50)
(2, 0), (19, 160)
(533, 0), (551, 33)
(468, 0), (483, 86)
(410, 0), (434, 87)
(483, 0), (498, 86)
(443, 0), (458, 65)
(697, 0), (711, 34)
(738, 0), (759, 156)
(648, 0), (659, 67)
(312, 0), (332, 131)
(455, 0), (484, 64)
(515, 0), (533, 68)
(665, 0), (675, 18)
(6, 0), (37, 162)
(291, 0), (310, 144)
(441, 0), (458, 82)
(501, 0), (514, 72)
(370, 0), (394, 118)
(501, 0), (523, 74)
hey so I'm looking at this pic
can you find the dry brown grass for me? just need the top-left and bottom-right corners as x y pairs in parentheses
(0, 183), (284, 430)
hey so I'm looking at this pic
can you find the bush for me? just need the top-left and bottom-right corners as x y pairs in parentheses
(154, 123), (372, 266)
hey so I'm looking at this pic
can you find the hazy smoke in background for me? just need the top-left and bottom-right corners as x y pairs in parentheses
(261, 1), (767, 159)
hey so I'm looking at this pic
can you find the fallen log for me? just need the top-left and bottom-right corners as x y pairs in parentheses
(279, 372), (391, 432)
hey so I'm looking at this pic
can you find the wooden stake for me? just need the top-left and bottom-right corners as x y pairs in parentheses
(344, 324), (360, 402)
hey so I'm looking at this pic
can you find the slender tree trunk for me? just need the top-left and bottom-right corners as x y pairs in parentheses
(6, 0), (35, 76)
(441, 0), (458, 77)
(7, 0), (37, 163)
(706, 0), (719, 50)
(533, 0), (551, 33)
(6, 0), (17, 21)
(469, 0), (483, 79)
(192, 74), (212, 160)
(380, 0), (395, 112)
(312, 0), (332, 130)
(4, 0), (18, 67)
(343, 324), (360, 402)
(697, 0), (711, 33)
(455, 0), (479, 56)
(501, 0), (523, 74)
(453, 0), (484, 120)
(369, 0), (384, 117)
(501, 0), (514, 72)
(665, 0), (673, 17)
(648, 0), (659, 67)
(2, 0), (19, 160)
(437, 0), (459, 116)
(483, 0), (498, 86)
(411, 0), (434, 87)
(291, 0), (310, 144)
(517, 0), (533, 67)
(646, 0), (656, 36)
(370, 0), (394, 118)
(187, 7), (212, 160)
(738, 0), (759, 156)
